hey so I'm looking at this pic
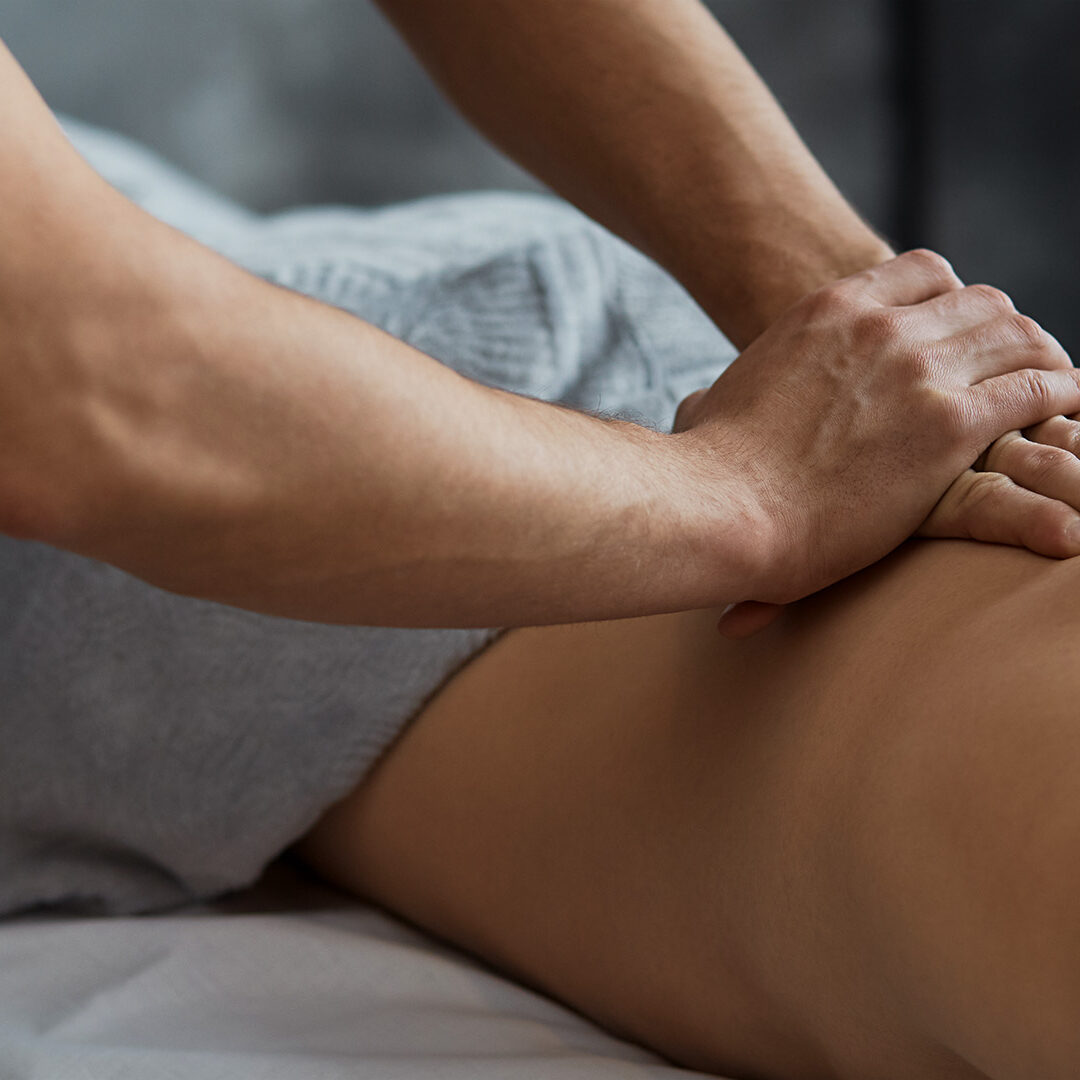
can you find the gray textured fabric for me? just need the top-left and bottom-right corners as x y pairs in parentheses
(0, 118), (736, 918)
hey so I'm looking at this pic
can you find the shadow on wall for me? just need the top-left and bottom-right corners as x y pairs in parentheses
(4, 0), (1077, 352)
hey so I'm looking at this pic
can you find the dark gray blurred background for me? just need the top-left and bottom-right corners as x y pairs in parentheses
(4, 0), (1078, 351)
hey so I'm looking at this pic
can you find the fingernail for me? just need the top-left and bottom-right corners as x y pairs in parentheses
(1068, 521), (1080, 553)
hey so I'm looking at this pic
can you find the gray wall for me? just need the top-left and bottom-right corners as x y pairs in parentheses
(929, 1), (1080, 355)
(4, 0), (1077, 351)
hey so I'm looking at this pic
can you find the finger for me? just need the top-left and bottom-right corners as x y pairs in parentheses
(982, 432), (1080, 509)
(918, 469), (1080, 558)
(964, 367), (1080, 445)
(672, 387), (708, 434)
(971, 428), (1020, 472)
(912, 282), (1016, 334)
(838, 248), (963, 308)
(940, 312), (1072, 382)
(1023, 414), (1080, 457)
(716, 601), (784, 640)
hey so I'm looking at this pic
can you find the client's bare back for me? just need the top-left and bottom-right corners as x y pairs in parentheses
(297, 538), (1080, 1080)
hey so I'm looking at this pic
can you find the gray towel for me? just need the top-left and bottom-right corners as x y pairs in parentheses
(0, 118), (736, 917)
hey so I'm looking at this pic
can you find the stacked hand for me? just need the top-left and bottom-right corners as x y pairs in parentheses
(671, 251), (1080, 638)
(714, 413), (1080, 639)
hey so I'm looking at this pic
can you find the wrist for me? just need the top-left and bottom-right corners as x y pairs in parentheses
(654, 425), (777, 608)
(482, 399), (773, 619)
(686, 227), (896, 349)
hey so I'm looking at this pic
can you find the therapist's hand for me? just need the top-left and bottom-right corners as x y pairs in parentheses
(671, 253), (1080, 639)
(918, 411), (1080, 552)
(717, 412), (1080, 640)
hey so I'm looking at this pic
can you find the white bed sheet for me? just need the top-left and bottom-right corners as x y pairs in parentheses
(0, 860), (722, 1079)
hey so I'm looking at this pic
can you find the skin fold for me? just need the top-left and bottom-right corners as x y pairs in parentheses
(296, 535), (1080, 1080)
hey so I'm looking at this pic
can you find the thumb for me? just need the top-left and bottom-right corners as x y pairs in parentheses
(717, 601), (785, 640)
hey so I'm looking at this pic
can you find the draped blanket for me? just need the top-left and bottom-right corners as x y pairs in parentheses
(0, 118), (735, 917)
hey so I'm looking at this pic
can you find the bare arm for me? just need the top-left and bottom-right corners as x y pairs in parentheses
(52, 248), (762, 628)
(373, 0), (895, 348)
(2, 37), (1078, 630)
(374, 0), (1080, 611)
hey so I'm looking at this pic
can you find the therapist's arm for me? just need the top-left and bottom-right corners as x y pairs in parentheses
(372, 0), (895, 349)
(375, 0), (1080, 629)
(4, 37), (1079, 631)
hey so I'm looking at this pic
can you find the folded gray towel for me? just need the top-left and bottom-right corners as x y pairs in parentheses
(0, 118), (736, 917)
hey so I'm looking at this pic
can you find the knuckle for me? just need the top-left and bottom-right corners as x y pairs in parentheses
(855, 306), (905, 344)
(1006, 312), (1050, 352)
(1023, 442), (1072, 481)
(967, 283), (1014, 311)
(955, 470), (1010, 518)
(1012, 367), (1053, 410)
(806, 281), (858, 320)
(905, 248), (957, 282)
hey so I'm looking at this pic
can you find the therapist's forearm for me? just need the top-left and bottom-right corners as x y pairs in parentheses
(374, 0), (894, 348)
(0, 33), (762, 629)
(25, 208), (761, 628)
